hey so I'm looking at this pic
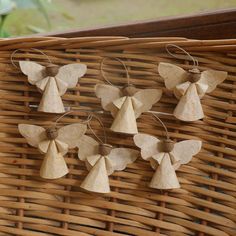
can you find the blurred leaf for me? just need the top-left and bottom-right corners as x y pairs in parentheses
(35, 0), (51, 28)
(11, 0), (51, 27)
(12, 0), (36, 8)
(62, 12), (75, 21)
(0, 28), (10, 37)
(27, 24), (45, 33)
(0, 15), (10, 37)
(12, 0), (51, 8)
(31, 0), (51, 28)
(0, 0), (15, 15)
(0, 14), (7, 37)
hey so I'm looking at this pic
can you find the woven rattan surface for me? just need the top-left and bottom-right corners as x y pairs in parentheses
(0, 36), (235, 236)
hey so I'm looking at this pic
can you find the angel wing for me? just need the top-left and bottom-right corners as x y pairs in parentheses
(19, 61), (45, 85)
(107, 148), (138, 175)
(171, 140), (202, 166)
(95, 84), (122, 116)
(197, 70), (227, 93)
(133, 89), (162, 118)
(133, 133), (160, 160)
(55, 63), (87, 88)
(158, 62), (188, 90)
(56, 123), (87, 149)
(18, 124), (46, 147)
(76, 135), (99, 161)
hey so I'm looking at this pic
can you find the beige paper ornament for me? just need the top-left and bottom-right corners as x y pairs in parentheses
(95, 83), (162, 134)
(133, 114), (202, 189)
(134, 133), (202, 189)
(95, 57), (162, 134)
(19, 61), (87, 113)
(158, 47), (227, 121)
(18, 123), (87, 179)
(77, 135), (139, 193)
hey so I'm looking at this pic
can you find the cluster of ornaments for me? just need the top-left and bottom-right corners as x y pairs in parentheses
(17, 56), (228, 192)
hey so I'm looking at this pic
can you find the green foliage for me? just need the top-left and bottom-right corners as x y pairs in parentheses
(1, 0), (236, 37)
(27, 24), (45, 33)
(0, 0), (51, 37)
(0, 0), (15, 15)
(0, 15), (7, 37)
(29, 0), (51, 27)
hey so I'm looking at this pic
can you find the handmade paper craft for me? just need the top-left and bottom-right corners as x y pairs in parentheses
(158, 62), (227, 121)
(18, 123), (87, 179)
(77, 135), (139, 193)
(134, 133), (202, 189)
(19, 61), (87, 113)
(95, 84), (162, 134)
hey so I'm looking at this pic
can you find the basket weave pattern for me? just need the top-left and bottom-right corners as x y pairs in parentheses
(0, 37), (235, 236)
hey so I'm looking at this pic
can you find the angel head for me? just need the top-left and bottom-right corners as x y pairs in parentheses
(76, 115), (139, 193)
(158, 45), (227, 121)
(18, 120), (87, 179)
(19, 58), (87, 113)
(133, 114), (202, 189)
(95, 57), (162, 134)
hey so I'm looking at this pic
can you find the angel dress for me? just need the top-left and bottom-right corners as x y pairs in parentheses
(19, 61), (87, 113)
(77, 135), (139, 193)
(134, 133), (202, 189)
(95, 84), (162, 134)
(158, 63), (227, 121)
(18, 123), (87, 179)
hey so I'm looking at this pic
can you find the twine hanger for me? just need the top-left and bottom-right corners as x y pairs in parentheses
(165, 44), (199, 68)
(87, 113), (114, 157)
(54, 110), (92, 127)
(29, 104), (105, 113)
(44, 110), (92, 140)
(54, 109), (107, 144)
(150, 113), (170, 140)
(45, 109), (107, 141)
(100, 57), (130, 87)
(10, 48), (52, 69)
(87, 113), (107, 145)
(149, 112), (174, 152)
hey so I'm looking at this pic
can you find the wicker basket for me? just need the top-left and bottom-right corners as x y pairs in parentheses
(0, 36), (235, 236)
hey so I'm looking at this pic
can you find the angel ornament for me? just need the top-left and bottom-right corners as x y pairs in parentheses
(18, 122), (87, 179)
(134, 115), (202, 189)
(158, 46), (227, 121)
(95, 57), (162, 134)
(19, 60), (87, 113)
(77, 116), (139, 193)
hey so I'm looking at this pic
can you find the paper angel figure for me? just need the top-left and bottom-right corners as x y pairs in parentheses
(18, 123), (87, 179)
(134, 133), (202, 189)
(19, 61), (87, 113)
(95, 84), (162, 134)
(77, 135), (139, 193)
(158, 62), (227, 121)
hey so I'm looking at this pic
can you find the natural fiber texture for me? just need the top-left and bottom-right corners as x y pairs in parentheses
(95, 84), (162, 134)
(0, 36), (235, 236)
(158, 62), (228, 121)
(18, 123), (87, 179)
(78, 135), (138, 193)
(19, 61), (87, 113)
(133, 134), (202, 189)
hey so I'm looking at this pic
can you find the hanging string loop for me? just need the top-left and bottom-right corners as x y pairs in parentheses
(10, 48), (52, 69)
(148, 112), (175, 152)
(165, 44), (199, 68)
(100, 57), (130, 86)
